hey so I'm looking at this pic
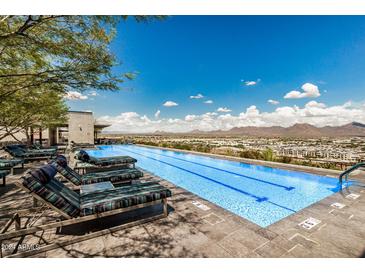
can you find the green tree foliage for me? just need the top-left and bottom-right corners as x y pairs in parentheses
(0, 15), (164, 141)
(0, 89), (68, 142)
(239, 149), (262, 160)
(261, 148), (275, 161)
(0, 16), (132, 100)
(279, 156), (292, 164)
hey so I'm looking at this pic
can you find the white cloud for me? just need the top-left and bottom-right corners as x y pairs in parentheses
(284, 90), (302, 99)
(64, 91), (88, 100)
(343, 101), (352, 108)
(242, 78), (261, 86)
(163, 101), (178, 107)
(217, 107), (232, 113)
(154, 110), (161, 118)
(305, 100), (326, 108)
(185, 114), (197, 122)
(245, 81), (257, 86)
(100, 100), (365, 133)
(204, 100), (213, 104)
(89, 91), (99, 96)
(302, 83), (320, 96)
(268, 99), (279, 105)
(190, 93), (204, 99)
(284, 83), (321, 99)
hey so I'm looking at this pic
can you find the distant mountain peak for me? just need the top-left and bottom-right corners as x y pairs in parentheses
(351, 121), (365, 128)
(106, 121), (365, 137)
(290, 123), (317, 128)
(183, 122), (365, 137)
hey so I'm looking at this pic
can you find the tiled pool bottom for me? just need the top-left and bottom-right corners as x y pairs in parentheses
(87, 145), (347, 227)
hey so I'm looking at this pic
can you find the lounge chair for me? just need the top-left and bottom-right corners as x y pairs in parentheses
(4, 144), (57, 160)
(49, 156), (143, 186)
(0, 170), (10, 186)
(0, 158), (24, 175)
(75, 149), (137, 168)
(0, 165), (171, 257)
(21, 165), (170, 218)
(70, 142), (96, 151)
(7, 144), (56, 154)
(28, 146), (57, 156)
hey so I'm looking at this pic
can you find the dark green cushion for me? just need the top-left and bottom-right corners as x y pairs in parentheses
(49, 161), (82, 185)
(46, 179), (80, 209)
(22, 170), (171, 218)
(0, 158), (23, 168)
(21, 174), (80, 217)
(88, 155), (137, 166)
(80, 181), (172, 216)
(81, 168), (143, 184)
(50, 160), (143, 185)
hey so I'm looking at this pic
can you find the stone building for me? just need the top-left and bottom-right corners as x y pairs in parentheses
(0, 111), (110, 146)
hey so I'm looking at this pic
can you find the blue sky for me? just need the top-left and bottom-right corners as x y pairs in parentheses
(66, 16), (365, 133)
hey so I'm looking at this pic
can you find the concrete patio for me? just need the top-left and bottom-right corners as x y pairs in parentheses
(0, 163), (365, 258)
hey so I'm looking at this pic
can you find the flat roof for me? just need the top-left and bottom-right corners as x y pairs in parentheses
(68, 110), (93, 114)
(95, 124), (111, 129)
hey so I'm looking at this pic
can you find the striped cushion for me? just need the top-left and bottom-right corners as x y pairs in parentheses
(34, 148), (57, 153)
(81, 168), (143, 185)
(7, 148), (25, 157)
(21, 174), (80, 217)
(46, 179), (80, 209)
(87, 156), (137, 166)
(50, 161), (143, 185)
(49, 161), (82, 186)
(80, 181), (172, 216)
(25, 149), (56, 157)
(0, 158), (23, 168)
(8, 149), (54, 158)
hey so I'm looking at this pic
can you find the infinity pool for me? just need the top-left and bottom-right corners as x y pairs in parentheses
(87, 144), (343, 227)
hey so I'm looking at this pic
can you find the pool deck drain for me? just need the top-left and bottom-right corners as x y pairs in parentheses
(331, 202), (346, 209)
(1, 165), (365, 258)
(191, 201), (211, 211)
(346, 193), (361, 200)
(298, 217), (321, 230)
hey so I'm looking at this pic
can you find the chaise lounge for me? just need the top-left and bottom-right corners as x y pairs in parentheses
(4, 144), (57, 161)
(75, 149), (137, 167)
(0, 165), (171, 257)
(22, 166), (171, 218)
(70, 142), (96, 152)
(0, 157), (24, 175)
(49, 156), (143, 186)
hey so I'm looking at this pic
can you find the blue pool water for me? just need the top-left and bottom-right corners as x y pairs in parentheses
(87, 144), (344, 227)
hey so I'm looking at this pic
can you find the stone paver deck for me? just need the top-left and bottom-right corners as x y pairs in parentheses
(0, 162), (364, 258)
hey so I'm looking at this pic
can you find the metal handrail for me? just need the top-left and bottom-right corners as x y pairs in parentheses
(339, 162), (365, 189)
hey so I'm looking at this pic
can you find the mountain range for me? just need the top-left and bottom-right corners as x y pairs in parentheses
(153, 122), (365, 138)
